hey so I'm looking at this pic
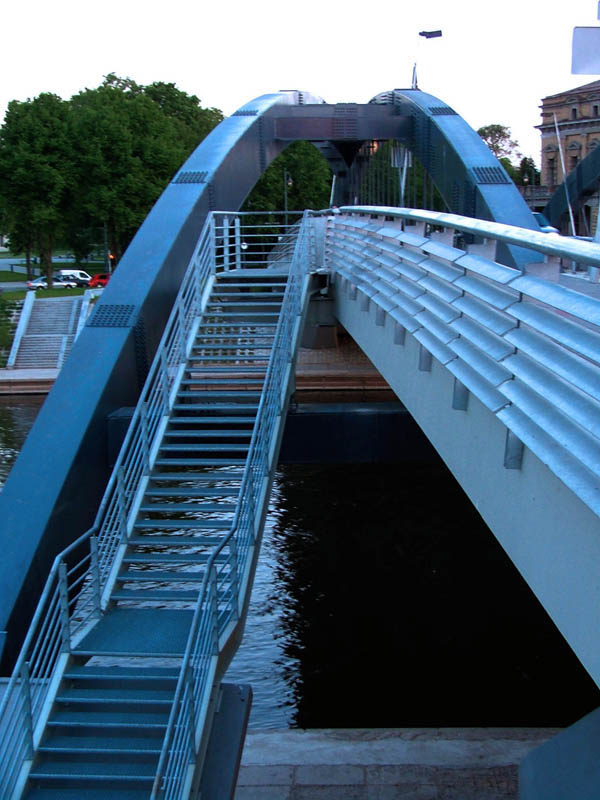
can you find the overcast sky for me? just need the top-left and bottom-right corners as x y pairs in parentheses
(2, 0), (599, 166)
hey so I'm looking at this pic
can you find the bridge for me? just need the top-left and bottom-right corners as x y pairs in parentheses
(0, 88), (599, 799)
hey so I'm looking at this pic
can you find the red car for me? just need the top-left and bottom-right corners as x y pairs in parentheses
(88, 273), (110, 288)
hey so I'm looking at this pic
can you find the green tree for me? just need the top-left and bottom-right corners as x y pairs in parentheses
(243, 141), (332, 217)
(65, 77), (223, 261)
(0, 94), (70, 281)
(477, 124), (522, 162)
(515, 156), (541, 186)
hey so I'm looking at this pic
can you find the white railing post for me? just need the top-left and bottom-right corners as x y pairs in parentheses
(90, 535), (102, 615)
(20, 661), (34, 758)
(58, 562), (71, 653)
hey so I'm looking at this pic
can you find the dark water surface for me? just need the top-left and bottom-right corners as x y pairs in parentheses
(2, 398), (599, 730)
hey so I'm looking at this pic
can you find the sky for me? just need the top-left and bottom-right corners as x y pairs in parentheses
(2, 0), (600, 166)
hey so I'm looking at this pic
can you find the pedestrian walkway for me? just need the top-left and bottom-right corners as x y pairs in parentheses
(234, 728), (558, 799)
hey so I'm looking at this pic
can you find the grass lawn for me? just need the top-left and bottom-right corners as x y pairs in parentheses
(0, 270), (31, 281)
(1, 288), (88, 301)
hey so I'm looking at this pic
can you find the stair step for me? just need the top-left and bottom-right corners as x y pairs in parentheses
(172, 403), (259, 412)
(122, 552), (216, 565)
(180, 378), (264, 385)
(153, 458), (247, 467)
(24, 784), (151, 799)
(168, 415), (256, 424)
(29, 757), (156, 780)
(145, 486), (240, 496)
(127, 535), (226, 546)
(139, 502), (236, 512)
(164, 430), (252, 439)
(149, 471), (244, 481)
(111, 589), (201, 602)
(63, 665), (179, 684)
(134, 518), (231, 529)
(175, 391), (262, 399)
(48, 710), (169, 728)
(39, 735), (162, 754)
(159, 443), (250, 453)
(185, 365), (267, 372)
(117, 570), (207, 583)
(56, 688), (174, 704)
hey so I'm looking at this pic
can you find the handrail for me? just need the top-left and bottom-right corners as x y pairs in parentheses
(339, 205), (600, 271)
(152, 212), (311, 798)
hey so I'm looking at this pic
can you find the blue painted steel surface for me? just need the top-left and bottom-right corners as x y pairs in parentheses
(0, 212), (312, 798)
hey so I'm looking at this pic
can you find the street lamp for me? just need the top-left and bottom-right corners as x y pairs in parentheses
(283, 169), (293, 227)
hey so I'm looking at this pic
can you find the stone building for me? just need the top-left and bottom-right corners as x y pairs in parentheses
(534, 79), (600, 233)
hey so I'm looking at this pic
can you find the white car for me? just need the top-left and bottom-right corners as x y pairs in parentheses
(27, 275), (78, 290)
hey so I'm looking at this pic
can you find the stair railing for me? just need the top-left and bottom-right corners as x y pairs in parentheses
(0, 214), (218, 799)
(152, 212), (313, 799)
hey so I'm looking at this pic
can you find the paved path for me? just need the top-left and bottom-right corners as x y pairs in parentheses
(235, 728), (558, 799)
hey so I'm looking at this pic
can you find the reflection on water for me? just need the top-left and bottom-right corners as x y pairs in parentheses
(229, 463), (600, 730)
(0, 396), (45, 489)
(3, 399), (599, 731)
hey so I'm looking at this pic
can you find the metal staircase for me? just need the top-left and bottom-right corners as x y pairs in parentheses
(0, 213), (313, 799)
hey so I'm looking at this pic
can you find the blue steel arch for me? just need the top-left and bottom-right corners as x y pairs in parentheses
(544, 143), (600, 231)
(0, 87), (539, 666)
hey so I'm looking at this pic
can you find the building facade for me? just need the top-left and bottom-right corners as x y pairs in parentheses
(536, 79), (600, 234)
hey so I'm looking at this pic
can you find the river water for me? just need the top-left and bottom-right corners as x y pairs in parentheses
(1, 396), (599, 730)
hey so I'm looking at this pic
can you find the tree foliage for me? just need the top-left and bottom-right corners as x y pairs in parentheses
(0, 75), (224, 270)
(477, 124), (522, 162)
(242, 141), (332, 218)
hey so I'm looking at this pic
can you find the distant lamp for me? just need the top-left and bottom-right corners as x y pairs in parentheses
(419, 30), (442, 39)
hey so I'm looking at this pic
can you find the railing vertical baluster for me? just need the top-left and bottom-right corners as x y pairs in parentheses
(20, 661), (34, 758)
(185, 664), (197, 762)
(160, 349), (170, 414)
(235, 216), (242, 270)
(90, 535), (102, 615)
(223, 215), (230, 271)
(210, 568), (219, 654)
(58, 562), (71, 653)
(140, 401), (151, 473)
(177, 297), (186, 362)
(229, 537), (239, 619)
(116, 466), (128, 543)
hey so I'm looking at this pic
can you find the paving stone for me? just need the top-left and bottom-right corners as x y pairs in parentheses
(235, 786), (291, 800)
(293, 787), (368, 800)
(238, 765), (294, 786)
(365, 787), (438, 800)
(295, 764), (365, 785)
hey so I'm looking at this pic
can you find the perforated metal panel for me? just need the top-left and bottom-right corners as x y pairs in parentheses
(429, 106), (457, 115)
(172, 171), (209, 184)
(87, 304), (137, 328)
(232, 109), (259, 116)
(472, 166), (511, 185)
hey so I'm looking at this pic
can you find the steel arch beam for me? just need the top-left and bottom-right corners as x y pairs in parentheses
(544, 144), (600, 230)
(0, 87), (540, 667)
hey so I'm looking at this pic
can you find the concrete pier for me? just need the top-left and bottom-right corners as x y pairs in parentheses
(234, 728), (558, 799)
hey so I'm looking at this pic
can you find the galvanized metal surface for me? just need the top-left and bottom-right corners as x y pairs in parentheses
(327, 208), (600, 516)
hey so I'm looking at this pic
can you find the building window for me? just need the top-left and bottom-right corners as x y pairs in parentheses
(548, 159), (557, 186)
(570, 155), (579, 171)
(594, 105), (599, 117)
(571, 107), (578, 120)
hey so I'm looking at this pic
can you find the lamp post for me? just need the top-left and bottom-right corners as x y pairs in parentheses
(283, 169), (293, 227)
